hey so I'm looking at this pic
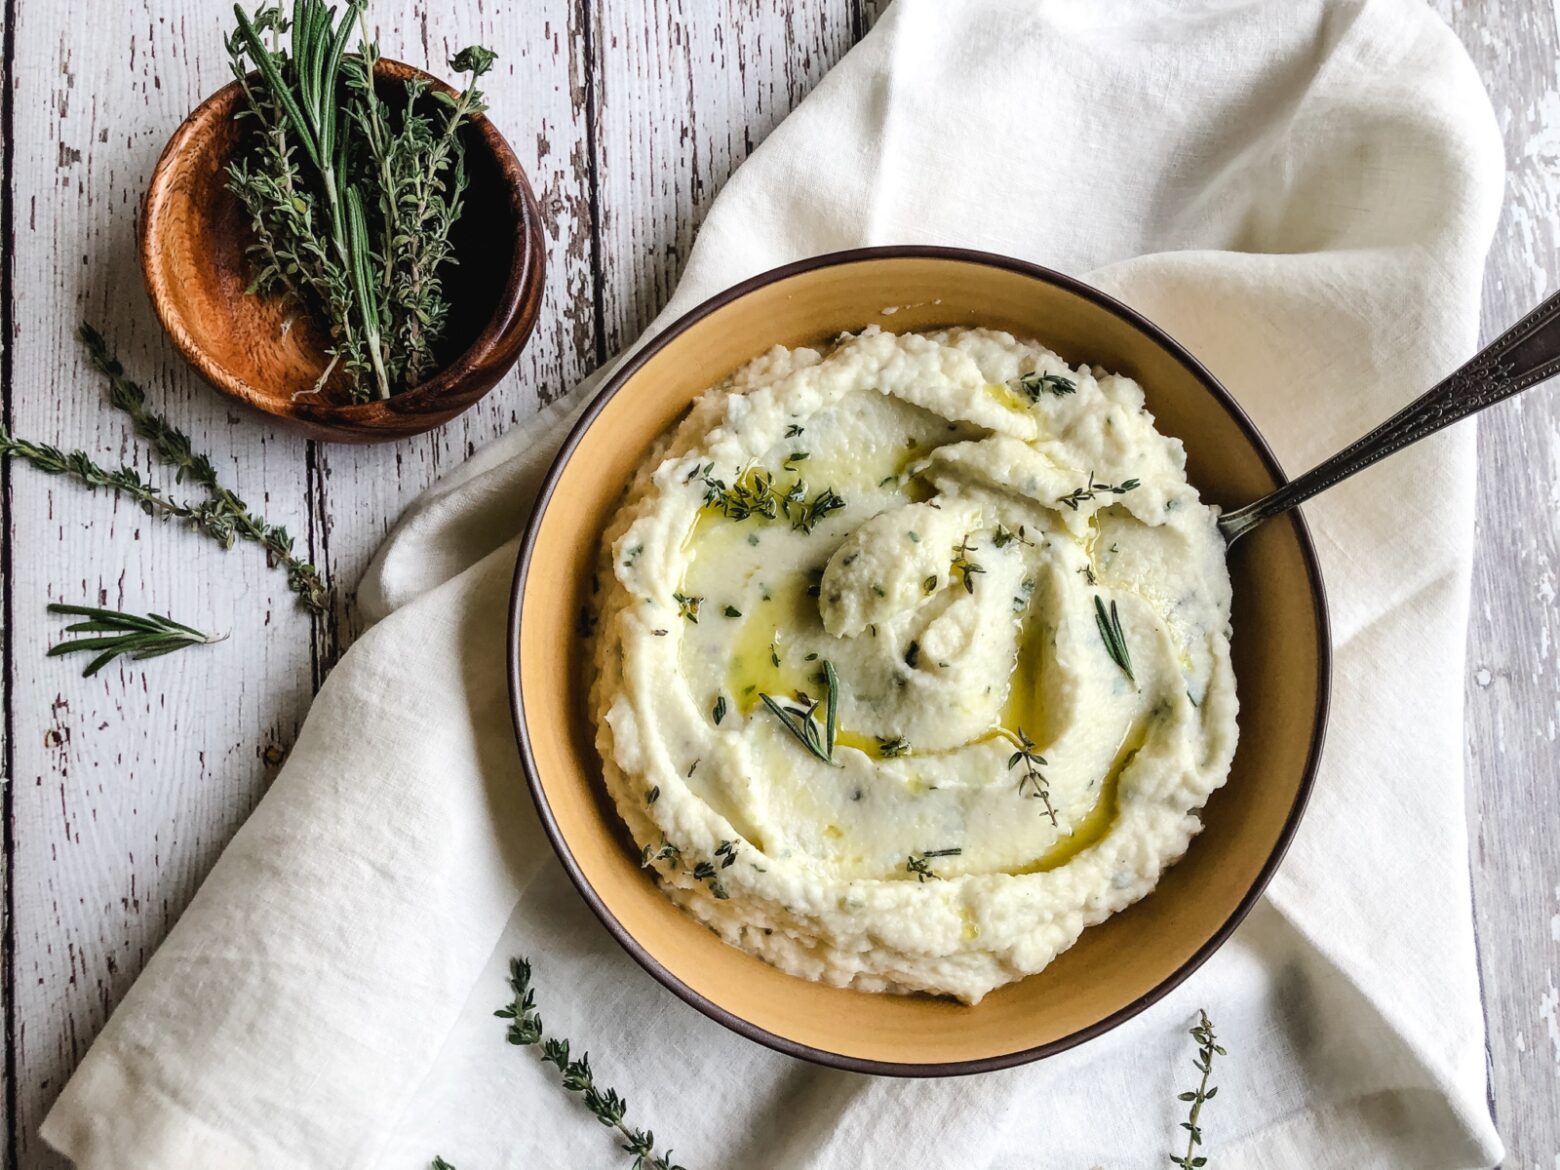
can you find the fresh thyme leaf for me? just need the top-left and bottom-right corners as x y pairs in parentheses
(496, 959), (687, 1170)
(430, 1159), (457, 1170)
(646, 786), (660, 806)
(1170, 1010), (1225, 1169)
(1093, 594), (1135, 682)
(1007, 728), (1058, 826)
(1058, 471), (1140, 511)
(715, 839), (739, 869)
(712, 695), (727, 725)
(673, 592), (702, 623)
(877, 735), (911, 758)
(785, 423), (805, 437)
(1015, 371), (1077, 400)
(923, 574), (938, 594)
(951, 534), (985, 594)
(992, 523), (1033, 548)
(46, 603), (226, 678)
(792, 485), (846, 533)
(905, 847), (962, 882)
(722, 604), (742, 618)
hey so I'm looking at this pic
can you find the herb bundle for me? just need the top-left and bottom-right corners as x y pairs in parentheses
(225, 1), (497, 400)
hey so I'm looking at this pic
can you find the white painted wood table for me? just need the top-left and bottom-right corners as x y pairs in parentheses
(0, 1), (1555, 1166)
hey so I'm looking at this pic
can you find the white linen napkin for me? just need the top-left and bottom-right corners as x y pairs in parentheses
(42, 0), (1508, 1166)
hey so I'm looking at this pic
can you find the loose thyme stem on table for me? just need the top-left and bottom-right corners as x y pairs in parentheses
(495, 958), (688, 1170)
(1171, 1009), (1226, 1168)
(78, 323), (329, 612)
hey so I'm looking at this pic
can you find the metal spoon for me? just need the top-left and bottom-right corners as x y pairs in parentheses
(1218, 291), (1560, 545)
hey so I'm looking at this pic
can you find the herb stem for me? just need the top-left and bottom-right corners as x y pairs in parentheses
(1171, 1010), (1225, 1168)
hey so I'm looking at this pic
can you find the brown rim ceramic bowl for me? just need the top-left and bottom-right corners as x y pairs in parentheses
(508, 247), (1329, 1075)
(140, 59), (545, 443)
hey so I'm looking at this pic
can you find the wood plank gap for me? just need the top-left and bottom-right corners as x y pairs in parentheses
(578, 0), (607, 366)
(1, 0), (20, 1160)
(305, 438), (332, 688)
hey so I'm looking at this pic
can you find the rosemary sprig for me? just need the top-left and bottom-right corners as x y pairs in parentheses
(1171, 1010), (1225, 1168)
(758, 659), (840, 765)
(79, 324), (329, 612)
(1058, 471), (1141, 511)
(905, 847), (961, 882)
(1014, 371), (1076, 400)
(496, 959), (687, 1170)
(1093, 595), (1135, 682)
(1007, 728), (1058, 826)
(46, 604), (225, 677)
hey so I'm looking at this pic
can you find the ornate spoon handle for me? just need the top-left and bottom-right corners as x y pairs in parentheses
(1218, 289), (1560, 545)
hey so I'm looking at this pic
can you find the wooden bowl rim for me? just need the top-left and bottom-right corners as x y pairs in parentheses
(507, 245), (1332, 1076)
(139, 57), (544, 436)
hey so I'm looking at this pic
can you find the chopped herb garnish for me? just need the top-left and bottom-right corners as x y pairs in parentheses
(712, 695), (727, 725)
(646, 786), (660, 806)
(923, 574), (939, 594)
(1093, 595), (1135, 682)
(993, 523), (1033, 548)
(723, 604), (742, 618)
(673, 592), (702, 623)
(905, 847), (962, 882)
(1015, 371), (1077, 400)
(785, 423), (805, 438)
(877, 735), (911, 758)
(952, 534), (985, 594)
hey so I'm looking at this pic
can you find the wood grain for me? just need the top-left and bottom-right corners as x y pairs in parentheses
(1, 0), (1557, 1166)
(1434, 0), (1560, 1162)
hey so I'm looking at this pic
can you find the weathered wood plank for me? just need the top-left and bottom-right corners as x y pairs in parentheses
(1, 5), (321, 1165)
(2, 0), (15, 1158)
(1435, 0), (1560, 1162)
(589, 0), (864, 352)
(311, 0), (600, 654)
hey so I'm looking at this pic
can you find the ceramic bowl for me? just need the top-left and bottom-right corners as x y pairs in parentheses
(140, 59), (545, 443)
(508, 247), (1329, 1074)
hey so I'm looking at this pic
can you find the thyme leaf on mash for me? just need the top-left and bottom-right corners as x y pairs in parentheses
(759, 660), (841, 765)
(1057, 471), (1142, 511)
(876, 734), (912, 758)
(673, 592), (702, 623)
(951, 534), (986, 594)
(1014, 370), (1077, 400)
(905, 847), (962, 882)
(1008, 729), (1058, 827)
(699, 466), (845, 533)
(493, 959), (688, 1170)
(1093, 595), (1135, 683)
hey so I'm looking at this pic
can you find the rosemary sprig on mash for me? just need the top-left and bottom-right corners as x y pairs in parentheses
(496, 959), (687, 1170)
(1093, 595), (1135, 682)
(759, 660), (840, 765)
(1171, 1010), (1226, 1168)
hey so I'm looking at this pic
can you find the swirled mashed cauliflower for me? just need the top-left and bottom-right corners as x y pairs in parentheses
(589, 327), (1236, 1004)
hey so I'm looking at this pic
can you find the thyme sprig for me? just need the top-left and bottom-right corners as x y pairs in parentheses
(496, 959), (687, 1170)
(951, 534), (985, 594)
(1171, 1010), (1225, 1168)
(876, 734), (911, 758)
(47, 604), (225, 677)
(758, 660), (840, 765)
(1094, 595), (1135, 682)
(1058, 471), (1141, 511)
(1014, 370), (1077, 400)
(1007, 728), (1057, 826)
(699, 466), (845, 533)
(905, 847), (961, 882)
(80, 324), (329, 612)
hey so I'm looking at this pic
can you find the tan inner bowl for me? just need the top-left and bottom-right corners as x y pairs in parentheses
(517, 254), (1325, 1069)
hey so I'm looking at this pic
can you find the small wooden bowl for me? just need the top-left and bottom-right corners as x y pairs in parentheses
(509, 248), (1331, 1074)
(140, 59), (545, 442)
